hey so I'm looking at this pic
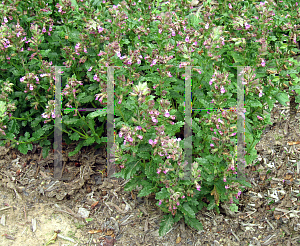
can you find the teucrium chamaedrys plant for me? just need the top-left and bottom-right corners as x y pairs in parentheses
(1, 0), (300, 236)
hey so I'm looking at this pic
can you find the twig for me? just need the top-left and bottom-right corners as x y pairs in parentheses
(262, 234), (276, 245)
(244, 208), (257, 218)
(105, 201), (129, 214)
(0, 206), (12, 212)
(230, 229), (240, 242)
(265, 217), (275, 230)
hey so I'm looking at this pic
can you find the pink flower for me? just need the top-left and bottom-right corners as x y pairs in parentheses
(218, 118), (224, 124)
(149, 139), (157, 147)
(261, 59), (265, 67)
(164, 111), (170, 117)
(196, 183), (201, 191)
(152, 117), (158, 123)
(223, 177), (227, 182)
(210, 143), (214, 147)
(137, 135), (143, 140)
(150, 59), (157, 67)
(225, 185), (229, 189)
(220, 86), (225, 94)
(228, 3), (232, 9)
(257, 115), (263, 120)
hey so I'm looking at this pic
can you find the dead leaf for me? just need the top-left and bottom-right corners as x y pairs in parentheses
(287, 141), (300, 145)
(2, 234), (15, 240)
(88, 229), (103, 234)
(103, 236), (116, 246)
(105, 229), (114, 236)
(91, 201), (99, 209)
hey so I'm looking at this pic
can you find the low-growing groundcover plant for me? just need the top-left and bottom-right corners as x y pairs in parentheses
(1, 0), (300, 236)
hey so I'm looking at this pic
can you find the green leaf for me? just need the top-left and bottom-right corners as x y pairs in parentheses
(249, 100), (262, 108)
(138, 185), (153, 197)
(40, 49), (51, 58)
(68, 141), (84, 156)
(159, 215), (175, 237)
(230, 204), (239, 212)
(31, 128), (44, 139)
(156, 188), (170, 200)
(42, 146), (50, 159)
(77, 93), (94, 104)
(63, 116), (79, 125)
(87, 109), (107, 119)
(70, 0), (79, 11)
(70, 132), (80, 141)
(17, 143), (29, 155)
(184, 217), (203, 231)
(245, 147), (258, 165)
(83, 137), (95, 146)
(231, 53), (243, 63)
(173, 212), (183, 223)
(207, 201), (216, 210)
(137, 149), (151, 159)
(275, 92), (289, 106)
(0, 101), (6, 118)
(266, 96), (276, 112)
(181, 203), (196, 218)
(21, 120), (27, 127)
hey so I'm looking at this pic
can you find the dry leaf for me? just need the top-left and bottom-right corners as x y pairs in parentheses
(287, 141), (300, 145)
(88, 229), (103, 234)
(91, 201), (99, 209)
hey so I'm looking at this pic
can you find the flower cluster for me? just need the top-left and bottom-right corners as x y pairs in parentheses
(41, 100), (56, 124)
(62, 74), (83, 115)
(240, 66), (264, 97)
(208, 69), (232, 107)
